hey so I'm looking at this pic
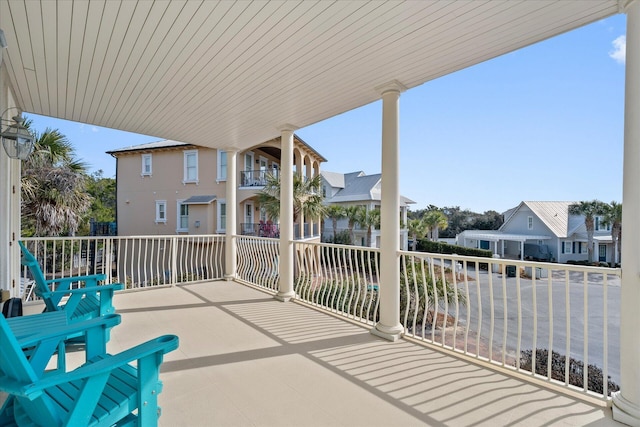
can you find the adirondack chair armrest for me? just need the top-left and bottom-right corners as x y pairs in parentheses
(16, 314), (122, 349)
(21, 335), (179, 398)
(46, 273), (108, 290)
(48, 282), (123, 297)
(0, 377), (26, 396)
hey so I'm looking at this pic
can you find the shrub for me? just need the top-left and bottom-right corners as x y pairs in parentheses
(416, 240), (493, 258)
(401, 261), (466, 329)
(519, 348), (619, 396)
(323, 230), (352, 245)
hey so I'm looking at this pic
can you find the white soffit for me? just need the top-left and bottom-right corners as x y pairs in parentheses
(0, 1), (620, 151)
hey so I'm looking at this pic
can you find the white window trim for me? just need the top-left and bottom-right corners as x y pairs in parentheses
(155, 200), (167, 223)
(217, 199), (227, 233)
(183, 150), (199, 184)
(527, 216), (533, 230)
(142, 154), (152, 176)
(217, 150), (227, 182)
(563, 240), (572, 254)
(176, 200), (188, 232)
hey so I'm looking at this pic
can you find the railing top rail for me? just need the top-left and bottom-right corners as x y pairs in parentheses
(399, 249), (621, 276)
(295, 240), (381, 253)
(235, 235), (280, 243)
(22, 234), (226, 241)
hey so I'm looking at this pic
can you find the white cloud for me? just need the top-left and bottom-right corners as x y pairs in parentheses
(79, 123), (100, 133)
(609, 35), (626, 64)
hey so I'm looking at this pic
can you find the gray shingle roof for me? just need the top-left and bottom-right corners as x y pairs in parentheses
(501, 201), (576, 238)
(182, 195), (217, 205)
(323, 170), (414, 205)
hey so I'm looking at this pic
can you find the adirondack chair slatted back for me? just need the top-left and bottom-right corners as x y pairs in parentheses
(0, 315), (59, 426)
(19, 241), (59, 312)
(0, 311), (179, 426)
(19, 241), (123, 325)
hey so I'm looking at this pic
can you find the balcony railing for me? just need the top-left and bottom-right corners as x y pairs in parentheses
(17, 235), (620, 401)
(292, 241), (620, 400)
(240, 222), (280, 238)
(240, 169), (278, 187)
(20, 235), (225, 299)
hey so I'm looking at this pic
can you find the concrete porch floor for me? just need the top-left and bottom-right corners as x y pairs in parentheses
(27, 281), (621, 426)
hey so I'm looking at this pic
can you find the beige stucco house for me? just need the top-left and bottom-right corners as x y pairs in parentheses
(107, 135), (326, 237)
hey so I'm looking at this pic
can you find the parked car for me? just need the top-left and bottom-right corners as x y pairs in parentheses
(522, 243), (552, 262)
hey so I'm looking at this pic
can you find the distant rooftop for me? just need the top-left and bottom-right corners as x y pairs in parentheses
(106, 140), (191, 155)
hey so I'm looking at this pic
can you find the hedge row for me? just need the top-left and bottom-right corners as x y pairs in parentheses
(416, 239), (493, 258)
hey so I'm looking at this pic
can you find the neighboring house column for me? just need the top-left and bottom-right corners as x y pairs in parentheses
(276, 125), (296, 301)
(224, 149), (238, 280)
(372, 80), (406, 342)
(613, 1), (640, 424)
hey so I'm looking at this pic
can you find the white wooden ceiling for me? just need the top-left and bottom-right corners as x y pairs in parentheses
(0, 0), (622, 151)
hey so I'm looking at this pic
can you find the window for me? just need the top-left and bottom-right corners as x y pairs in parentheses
(217, 200), (227, 232)
(183, 150), (198, 183)
(155, 200), (166, 223)
(217, 150), (227, 181)
(142, 154), (152, 176)
(562, 241), (572, 254)
(595, 216), (611, 231)
(527, 216), (533, 230)
(177, 201), (188, 232)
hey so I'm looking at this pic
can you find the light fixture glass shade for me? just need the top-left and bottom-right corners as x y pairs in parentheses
(1, 118), (34, 160)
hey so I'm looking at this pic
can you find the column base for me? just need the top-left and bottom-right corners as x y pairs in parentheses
(612, 391), (640, 426)
(274, 291), (296, 302)
(371, 323), (404, 342)
(224, 274), (235, 281)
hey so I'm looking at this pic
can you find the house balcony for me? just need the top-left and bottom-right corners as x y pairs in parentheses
(240, 169), (276, 188)
(14, 235), (623, 426)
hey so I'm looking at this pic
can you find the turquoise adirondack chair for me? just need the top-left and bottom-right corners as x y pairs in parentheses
(0, 312), (179, 426)
(19, 241), (123, 323)
(7, 310), (120, 372)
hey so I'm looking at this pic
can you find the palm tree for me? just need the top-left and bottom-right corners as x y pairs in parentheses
(21, 124), (91, 236)
(325, 205), (345, 240)
(257, 173), (326, 224)
(356, 208), (381, 247)
(344, 205), (364, 245)
(568, 200), (608, 263)
(408, 218), (428, 251)
(423, 210), (448, 241)
(601, 201), (622, 265)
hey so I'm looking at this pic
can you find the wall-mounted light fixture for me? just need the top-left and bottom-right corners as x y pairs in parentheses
(1, 109), (35, 160)
(194, 220), (201, 228)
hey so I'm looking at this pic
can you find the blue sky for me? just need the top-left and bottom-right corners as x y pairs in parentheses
(26, 15), (627, 214)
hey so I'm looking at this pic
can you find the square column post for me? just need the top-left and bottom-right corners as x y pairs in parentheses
(372, 80), (406, 341)
(224, 149), (238, 280)
(613, 1), (640, 425)
(276, 125), (297, 301)
(0, 71), (21, 299)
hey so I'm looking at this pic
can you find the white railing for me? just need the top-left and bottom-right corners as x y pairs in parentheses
(236, 235), (279, 292)
(21, 235), (225, 299)
(399, 251), (620, 400)
(21, 234), (619, 400)
(294, 241), (380, 326)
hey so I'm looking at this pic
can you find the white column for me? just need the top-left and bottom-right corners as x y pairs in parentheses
(0, 73), (21, 300)
(0, 82), (10, 298)
(613, 1), (640, 425)
(276, 125), (296, 301)
(372, 80), (406, 342)
(224, 149), (237, 280)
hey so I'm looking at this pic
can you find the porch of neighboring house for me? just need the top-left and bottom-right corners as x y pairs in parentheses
(15, 280), (618, 426)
